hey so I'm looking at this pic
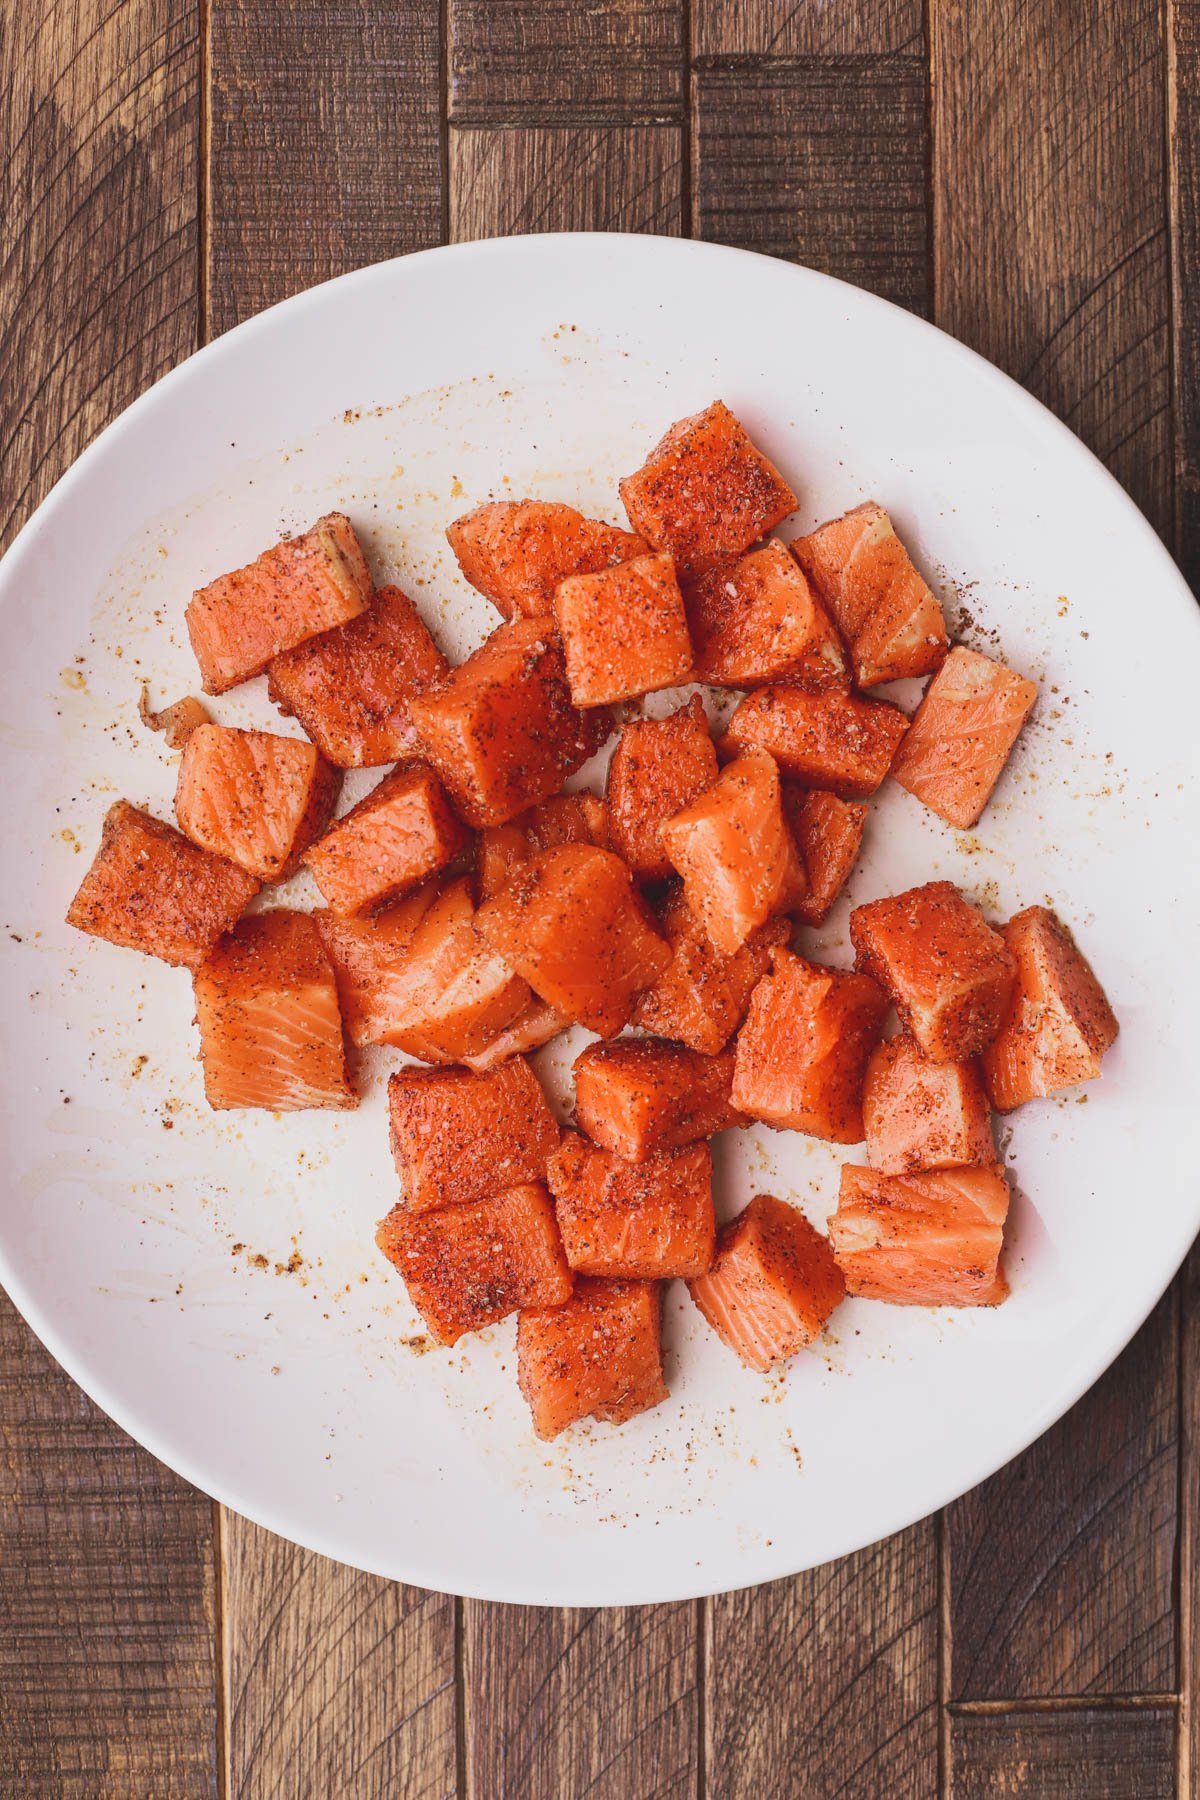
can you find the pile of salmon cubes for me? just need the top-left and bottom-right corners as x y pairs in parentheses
(67, 400), (1120, 1441)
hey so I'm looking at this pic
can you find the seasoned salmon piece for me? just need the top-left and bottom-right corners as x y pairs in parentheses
(409, 617), (609, 827)
(721, 685), (908, 798)
(175, 723), (339, 882)
(553, 550), (694, 707)
(477, 790), (607, 902)
(830, 1163), (1010, 1307)
(518, 1278), (667, 1439)
(619, 401), (797, 579)
(139, 687), (211, 748)
(633, 885), (791, 1054)
(781, 787), (868, 927)
(66, 800), (259, 969)
(303, 762), (469, 915)
(864, 1036), (994, 1175)
(460, 997), (571, 1073)
(688, 1195), (845, 1372)
(193, 909), (356, 1111)
(266, 585), (449, 768)
(388, 1057), (559, 1213)
(475, 844), (671, 1038)
(792, 502), (949, 688)
(186, 512), (372, 695)
(732, 947), (888, 1141)
(661, 750), (806, 955)
(605, 696), (719, 881)
(548, 1134), (716, 1280)
(850, 881), (1017, 1063)
(573, 1038), (742, 1161)
(447, 499), (648, 620)
(981, 907), (1119, 1111)
(890, 646), (1038, 829)
(377, 1183), (572, 1347)
(685, 540), (848, 688)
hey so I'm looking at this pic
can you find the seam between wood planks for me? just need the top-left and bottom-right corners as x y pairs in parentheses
(939, 1512), (952, 1800)
(213, 1498), (231, 1800)
(950, 1696), (1183, 1715)
(198, 0), (212, 348)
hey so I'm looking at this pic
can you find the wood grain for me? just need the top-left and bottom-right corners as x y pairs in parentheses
(948, 1707), (1177, 1798)
(449, 125), (684, 239)
(450, 0), (684, 119)
(693, 0), (923, 56)
(1183, 1245), (1200, 1798)
(1171, 0), (1200, 583)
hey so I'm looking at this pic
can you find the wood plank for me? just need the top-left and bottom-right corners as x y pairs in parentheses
(949, 1707), (1177, 1799)
(1183, 1246), (1199, 1800)
(450, 0), (684, 119)
(693, 0), (923, 57)
(1170, 0), (1200, 584)
(449, 125), (684, 239)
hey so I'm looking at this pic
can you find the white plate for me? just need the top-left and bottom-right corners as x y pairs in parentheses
(2, 234), (1197, 1606)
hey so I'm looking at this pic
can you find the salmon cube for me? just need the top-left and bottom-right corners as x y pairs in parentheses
(605, 695), (719, 881)
(685, 540), (848, 688)
(732, 947), (888, 1141)
(573, 1038), (742, 1160)
(193, 910), (356, 1111)
(475, 844), (670, 1038)
(619, 401), (797, 579)
(175, 723), (339, 882)
(377, 1183), (572, 1347)
(66, 800), (259, 969)
(517, 1278), (667, 1438)
(477, 790), (607, 901)
(981, 907), (1119, 1111)
(688, 1195), (845, 1372)
(721, 685), (908, 798)
(781, 787), (868, 927)
(553, 550), (694, 707)
(388, 1057), (559, 1213)
(890, 646), (1038, 829)
(863, 1036), (994, 1175)
(267, 584), (449, 768)
(830, 1163), (1010, 1307)
(547, 1134), (716, 1280)
(447, 499), (648, 620)
(303, 762), (469, 915)
(186, 512), (372, 695)
(850, 881), (1017, 1063)
(460, 997), (571, 1073)
(633, 885), (791, 1054)
(792, 501), (949, 688)
(408, 617), (609, 827)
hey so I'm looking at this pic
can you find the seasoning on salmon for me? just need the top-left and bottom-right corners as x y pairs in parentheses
(408, 617), (609, 827)
(890, 645), (1038, 829)
(721, 685), (908, 799)
(547, 1134), (716, 1280)
(553, 550), (694, 707)
(474, 843), (671, 1037)
(303, 762), (469, 915)
(139, 686), (210, 748)
(175, 723), (340, 881)
(732, 947), (888, 1141)
(388, 1057), (559, 1213)
(633, 885), (791, 1055)
(605, 695), (719, 881)
(66, 800), (259, 969)
(377, 1183), (572, 1347)
(863, 1036), (994, 1175)
(619, 400), (797, 579)
(792, 501), (949, 688)
(517, 1277), (667, 1439)
(685, 540), (848, 688)
(193, 909), (356, 1111)
(185, 512), (372, 695)
(267, 584), (449, 768)
(460, 996), (571, 1073)
(688, 1195), (845, 1372)
(573, 1038), (741, 1161)
(981, 906), (1119, 1111)
(477, 790), (606, 902)
(781, 787), (868, 926)
(661, 750), (806, 955)
(829, 1163), (1010, 1306)
(447, 499), (648, 620)
(850, 881), (1016, 1063)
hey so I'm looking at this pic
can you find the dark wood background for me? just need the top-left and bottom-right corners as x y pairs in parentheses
(1, 1), (1197, 1794)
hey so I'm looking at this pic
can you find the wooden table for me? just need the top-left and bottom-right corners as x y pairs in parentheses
(1, 2), (1196, 1794)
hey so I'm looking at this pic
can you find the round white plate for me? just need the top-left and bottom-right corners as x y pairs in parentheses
(2, 234), (1197, 1606)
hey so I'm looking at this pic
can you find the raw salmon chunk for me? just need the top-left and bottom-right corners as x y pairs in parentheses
(606, 695), (719, 881)
(619, 401), (797, 578)
(981, 906), (1119, 1111)
(782, 787), (868, 926)
(633, 885), (791, 1054)
(193, 909), (356, 1111)
(688, 1195), (845, 1372)
(303, 762), (469, 915)
(792, 501), (949, 688)
(890, 645), (1038, 829)
(573, 1038), (741, 1161)
(186, 512), (372, 695)
(175, 723), (339, 881)
(517, 1278), (667, 1439)
(553, 550), (694, 706)
(850, 881), (1016, 1063)
(66, 800), (259, 969)
(547, 1134), (716, 1279)
(377, 1183), (572, 1347)
(830, 1163), (1010, 1306)
(408, 617), (609, 827)
(721, 685), (908, 798)
(460, 996), (571, 1073)
(477, 790), (606, 901)
(475, 844), (670, 1037)
(267, 584), (449, 767)
(388, 1057), (559, 1212)
(732, 947), (888, 1141)
(864, 1036), (994, 1175)
(685, 540), (848, 688)
(447, 499), (648, 619)
(661, 750), (806, 955)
